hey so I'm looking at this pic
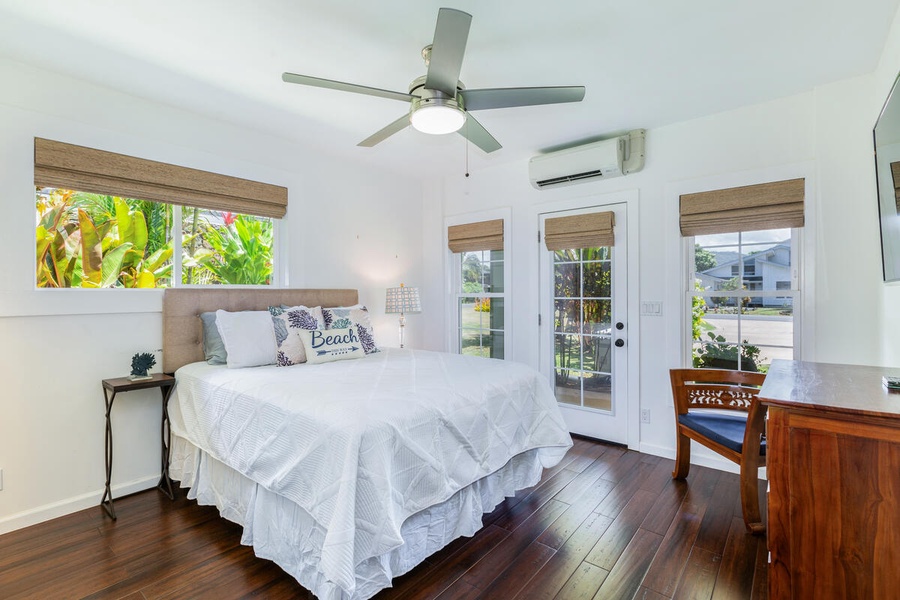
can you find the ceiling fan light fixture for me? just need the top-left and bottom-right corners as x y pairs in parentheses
(410, 98), (466, 135)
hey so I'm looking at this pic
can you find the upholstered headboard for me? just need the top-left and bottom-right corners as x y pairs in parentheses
(162, 288), (359, 373)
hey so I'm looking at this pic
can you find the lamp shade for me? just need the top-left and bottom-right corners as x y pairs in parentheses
(385, 285), (421, 314)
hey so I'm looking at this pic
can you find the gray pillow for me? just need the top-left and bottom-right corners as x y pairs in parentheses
(199, 311), (227, 365)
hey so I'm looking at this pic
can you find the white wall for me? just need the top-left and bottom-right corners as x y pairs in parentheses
(876, 6), (900, 366)
(0, 58), (425, 533)
(426, 68), (890, 467)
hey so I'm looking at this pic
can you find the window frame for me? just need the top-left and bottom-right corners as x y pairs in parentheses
(445, 209), (511, 358)
(684, 228), (803, 370)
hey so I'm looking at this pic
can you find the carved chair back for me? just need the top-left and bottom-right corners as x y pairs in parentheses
(671, 368), (766, 416)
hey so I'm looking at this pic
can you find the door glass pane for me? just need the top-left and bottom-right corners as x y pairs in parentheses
(555, 299), (580, 333)
(555, 370), (581, 406)
(554, 262), (580, 298)
(554, 249), (580, 262)
(582, 299), (612, 334)
(582, 261), (611, 297)
(583, 372), (612, 411)
(583, 336), (612, 373)
(555, 334), (582, 372)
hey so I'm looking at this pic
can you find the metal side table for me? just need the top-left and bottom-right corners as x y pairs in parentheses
(101, 373), (176, 519)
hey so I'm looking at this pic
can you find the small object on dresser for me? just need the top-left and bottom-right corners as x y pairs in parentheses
(129, 352), (157, 380)
(883, 375), (900, 391)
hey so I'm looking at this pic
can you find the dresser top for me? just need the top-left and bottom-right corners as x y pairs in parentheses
(760, 359), (900, 419)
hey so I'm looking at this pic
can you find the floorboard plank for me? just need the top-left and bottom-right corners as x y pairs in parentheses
(473, 539), (556, 599)
(712, 517), (760, 600)
(514, 511), (614, 600)
(673, 547), (722, 600)
(694, 472), (740, 555)
(553, 561), (609, 600)
(585, 489), (658, 570)
(641, 497), (708, 597)
(594, 528), (664, 600)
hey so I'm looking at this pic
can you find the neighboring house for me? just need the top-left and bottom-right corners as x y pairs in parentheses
(700, 242), (793, 307)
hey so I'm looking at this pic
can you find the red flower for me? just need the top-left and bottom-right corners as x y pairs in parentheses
(222, 212), (236, 226)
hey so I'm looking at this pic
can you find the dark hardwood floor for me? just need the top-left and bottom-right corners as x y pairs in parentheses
(0, 437), (767, 599)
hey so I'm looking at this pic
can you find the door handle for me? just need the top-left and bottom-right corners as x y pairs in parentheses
(615, 322), (625, 330)
(615, 339), (625, 347)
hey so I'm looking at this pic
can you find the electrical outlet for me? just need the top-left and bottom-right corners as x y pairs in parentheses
(640, 409), (651, 424)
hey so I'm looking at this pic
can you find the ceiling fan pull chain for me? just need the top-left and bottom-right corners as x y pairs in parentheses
(465, 119), (470, 178)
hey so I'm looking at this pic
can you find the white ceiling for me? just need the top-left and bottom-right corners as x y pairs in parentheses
(0, 0), (897, 179)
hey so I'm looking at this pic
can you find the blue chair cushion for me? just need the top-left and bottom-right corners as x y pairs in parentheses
(678, 412), (766, 456)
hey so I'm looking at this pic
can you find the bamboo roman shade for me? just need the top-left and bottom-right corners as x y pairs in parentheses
(891, 161), (900, 213)
(447, 219), (504, 253)
(679, 178), (804, 236)
(544, 211), (615, 251)
(34, 138), (288, 219)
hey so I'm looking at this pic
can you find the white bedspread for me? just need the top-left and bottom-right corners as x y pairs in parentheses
(169, 348), (572, 597)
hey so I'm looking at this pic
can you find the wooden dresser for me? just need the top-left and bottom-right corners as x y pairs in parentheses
(759, 360), (900, 600)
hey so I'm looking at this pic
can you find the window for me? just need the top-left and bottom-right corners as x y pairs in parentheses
(690, 230), (798, 372)
(681, 178), (804, 372)
(457, 250), (505, 358)
(33, 138), (285, 289)
(447, 217), (507, 358)
(36, 189), (275, 288)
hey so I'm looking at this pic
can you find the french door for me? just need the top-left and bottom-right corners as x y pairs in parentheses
(540, 204), (629, 443)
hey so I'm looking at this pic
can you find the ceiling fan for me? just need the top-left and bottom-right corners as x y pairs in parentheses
(282, 8), (585, 153)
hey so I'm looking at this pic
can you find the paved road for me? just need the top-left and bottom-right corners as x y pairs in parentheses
(701, 314), (793, 363)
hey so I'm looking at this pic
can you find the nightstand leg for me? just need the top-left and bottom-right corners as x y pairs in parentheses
(157, 384), (175, 500)
(101, 389), (117, 519)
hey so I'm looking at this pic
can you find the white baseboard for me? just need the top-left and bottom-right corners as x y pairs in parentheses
(639, 441), (767, 479)
(0, 475), (158, 535)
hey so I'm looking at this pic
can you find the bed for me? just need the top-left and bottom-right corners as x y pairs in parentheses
(162, 288), (573, 600)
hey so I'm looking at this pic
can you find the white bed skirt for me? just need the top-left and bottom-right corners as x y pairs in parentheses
(169, 434), (548, 600)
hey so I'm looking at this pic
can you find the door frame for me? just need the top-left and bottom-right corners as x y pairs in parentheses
(532, 189), (640, 449)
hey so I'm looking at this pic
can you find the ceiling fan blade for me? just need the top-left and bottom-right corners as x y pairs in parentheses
(282, 72), (414, 103)
(424, 8), (472, 97)
(457, 114), (501, 154)
(357, 114), (411, 147)
(460, 86), (586, 111)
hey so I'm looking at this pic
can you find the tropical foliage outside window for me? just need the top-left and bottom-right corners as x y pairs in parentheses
(457, 249), (505, 358)
(35, 187), (274, 288)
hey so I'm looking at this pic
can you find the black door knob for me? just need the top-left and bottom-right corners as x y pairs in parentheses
(615, 322), (625, 330)
(615, 339), (625, 347)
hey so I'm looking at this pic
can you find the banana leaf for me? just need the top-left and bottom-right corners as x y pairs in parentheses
(78, 209), (103, 287)
(100, 243), (133, 288)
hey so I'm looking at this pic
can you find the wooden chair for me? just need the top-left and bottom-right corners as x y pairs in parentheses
(670, 368), (768, 534)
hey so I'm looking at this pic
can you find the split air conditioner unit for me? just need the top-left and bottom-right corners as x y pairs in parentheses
(528, 129), (646, 190)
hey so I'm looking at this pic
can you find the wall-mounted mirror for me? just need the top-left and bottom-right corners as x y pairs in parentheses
(874, 72), (900, 282)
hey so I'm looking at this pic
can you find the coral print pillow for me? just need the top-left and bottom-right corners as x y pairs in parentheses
(270, 305), (326, 366)
(322, 304), (379, 354)
(299, 328), (366, 364)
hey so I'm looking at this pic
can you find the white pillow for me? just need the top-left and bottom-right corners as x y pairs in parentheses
(299, 327), (366, 364)
(215, 309), (277, 368)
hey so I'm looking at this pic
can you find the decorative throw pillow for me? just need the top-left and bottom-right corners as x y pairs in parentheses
(322, 305), (379, 354)
(271, 305), (326, 366)
(214, 310), (277, 368)
(199, 311), (227, 365)
(299, 327), (366, 364)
